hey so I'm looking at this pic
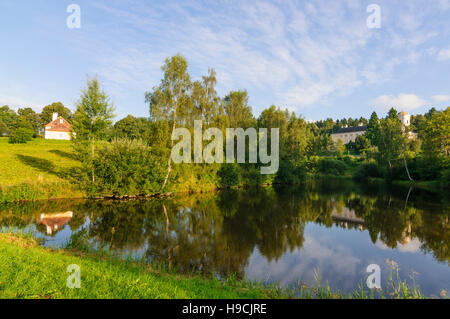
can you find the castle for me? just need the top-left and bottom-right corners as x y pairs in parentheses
(331, 111), (416, 144)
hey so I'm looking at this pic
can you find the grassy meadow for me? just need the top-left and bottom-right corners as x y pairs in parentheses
(0, 138), (83, 202)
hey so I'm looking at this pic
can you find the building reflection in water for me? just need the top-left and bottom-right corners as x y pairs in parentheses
(39, 211), (73, 235)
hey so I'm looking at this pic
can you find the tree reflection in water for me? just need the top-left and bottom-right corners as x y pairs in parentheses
(0, 180), (448, 279)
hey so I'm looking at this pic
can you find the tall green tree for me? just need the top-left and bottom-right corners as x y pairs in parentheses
(0, 106), (19, 132)
(224, 90), (256, 129)
(113, 115), (151, 141)
(365, 111), (380, 146)
(40, 102), (72, 125)
(72, 76), (115, 183)
(145, 54), (192, 190)
(422, 107), (449, 157)
(17, 107), (41, 137)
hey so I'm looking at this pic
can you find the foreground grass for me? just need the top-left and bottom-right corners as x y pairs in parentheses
(0, 233), (276, 299)
(0, 233), (436, 299)
(0, 138), (83, 202)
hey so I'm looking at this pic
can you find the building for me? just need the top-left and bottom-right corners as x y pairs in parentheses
(331, 124), (367, 144)
(331, 111), (416, 144)
(44, 112), (72, 140)
(39, 211), (73, 235)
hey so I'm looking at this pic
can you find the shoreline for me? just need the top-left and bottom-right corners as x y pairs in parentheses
(0, 176), (446, 204)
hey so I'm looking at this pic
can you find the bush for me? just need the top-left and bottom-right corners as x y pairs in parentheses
(241, 166), (263, 186)
(274, 161), (306, 184)
(353, 161), (383, 180)
(89, 139), (165, 196)
(217, 163), (240, 188)
(317, 158), (348, 176)
(411, 156), (444, 181)
(8, 128), (33, 144)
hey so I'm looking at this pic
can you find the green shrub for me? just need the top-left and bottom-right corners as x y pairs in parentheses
(317, 158), (348, 175)
(217, 163), (240, 188)
(274, 161), (306, 184)
(89, 139), (165, 196)
(8, 128), (33, 144)
(241, 166), (263, 186)
(353, 161), (383, 180)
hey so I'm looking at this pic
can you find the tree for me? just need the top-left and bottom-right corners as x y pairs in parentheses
(145, 54), (191, 190)
(334, 138), (346, 157)
(17, 107), (41, 137)
(378, 115), (413, 180)
(422, 107), (449, 157)
(40, 102), (72, 125)
(355, 135), (370, 152)
(0, 106), (19, 132)
(0, 120), (8, 136)
(387, 107), (398, 120)
(224, 90), (256, 129)
(72, 76), (115, 183)
(365, 111), (380, 146)
(191, 68), (223, 127)
(8, 127), (33, 144)
(113, 115), (150, 140)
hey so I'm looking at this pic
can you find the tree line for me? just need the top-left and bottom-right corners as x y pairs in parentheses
(2, 54), (448, 195)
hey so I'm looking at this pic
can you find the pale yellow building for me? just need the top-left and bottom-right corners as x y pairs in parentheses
(331, 125), (367, 144)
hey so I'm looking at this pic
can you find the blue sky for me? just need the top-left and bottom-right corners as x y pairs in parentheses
(0, 0), (449, 121)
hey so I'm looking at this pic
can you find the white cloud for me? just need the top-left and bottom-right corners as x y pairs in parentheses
(438, 47), (450, 61)
(371, 94), (428, 111)
(376, 238), (421, 253)
(432, 94), (450, 102)
(67, 0), (450, 116)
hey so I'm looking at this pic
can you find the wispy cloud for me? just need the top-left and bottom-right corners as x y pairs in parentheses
(438, 47), (450, 61)
(432, 94), (450, 102)
(371, 94), (429, 111)
(77, 0), (450, 115)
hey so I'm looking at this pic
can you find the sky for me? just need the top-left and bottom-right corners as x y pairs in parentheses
(0, 0), (449, 122)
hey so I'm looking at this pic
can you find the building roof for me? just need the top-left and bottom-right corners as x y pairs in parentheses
(332, 125), (367, 134)
(398, 111), (409, 116)
(45, 116), (71, 132)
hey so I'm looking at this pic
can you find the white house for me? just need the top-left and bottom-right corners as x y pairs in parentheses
(44, 112), (72, 140)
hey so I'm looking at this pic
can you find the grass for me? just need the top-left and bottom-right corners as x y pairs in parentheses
(0, 233), (277, 299)
(0, 231), (439, 299)
(0, 138), (83, 202)
(0, 137), (79, 185)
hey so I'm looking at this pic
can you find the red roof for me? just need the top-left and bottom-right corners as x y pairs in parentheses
(45, 116), (71, 132)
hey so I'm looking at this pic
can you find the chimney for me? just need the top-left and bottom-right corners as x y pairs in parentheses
(52, 112), (58, 121)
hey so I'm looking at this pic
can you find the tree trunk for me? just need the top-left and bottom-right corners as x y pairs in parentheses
(161, 95), (177, 191)
(403, 157), (413, 181)
(91, 136), (95, 183)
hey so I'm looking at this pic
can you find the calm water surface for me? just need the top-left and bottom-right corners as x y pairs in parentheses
(1, 180), (449, 296)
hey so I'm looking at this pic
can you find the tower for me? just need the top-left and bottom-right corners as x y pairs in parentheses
(398, 111), (410, 131)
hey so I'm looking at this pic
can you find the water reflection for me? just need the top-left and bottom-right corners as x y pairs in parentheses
(39, 211), (73, 235)
(1, 180), (449, 295)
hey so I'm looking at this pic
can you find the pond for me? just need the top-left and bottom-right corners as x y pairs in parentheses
(1, 180), (449, 297)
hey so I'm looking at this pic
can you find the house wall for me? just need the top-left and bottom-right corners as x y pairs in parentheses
(44, 130), (71, 140)
(331, 130), (365, 144)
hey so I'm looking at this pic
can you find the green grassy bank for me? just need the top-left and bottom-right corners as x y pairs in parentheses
(0, 233), (435, 299)
(0, 233), (276, 299)
(0, 138), (83, 202)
